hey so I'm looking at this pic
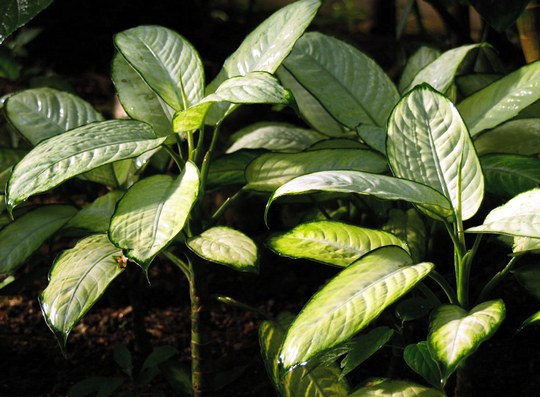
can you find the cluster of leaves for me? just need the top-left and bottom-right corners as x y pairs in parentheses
(1, 0), (539, 396)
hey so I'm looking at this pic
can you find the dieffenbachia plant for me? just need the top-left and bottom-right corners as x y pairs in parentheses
(0, 1), (326, 395)
(255, 35), (540, 395)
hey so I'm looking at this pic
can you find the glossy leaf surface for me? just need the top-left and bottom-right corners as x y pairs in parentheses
(6, 120), (165, 211)
(404, 44), (483, 94)
(404, 342), (443, 389)
(187, 226), (258, 272)
(114, 25), (204, 110)
(387, 84), (483, 221)
(0, 205), (76, 274)
(428, 300), (505, 379)
(474, 119), (540, 156)
(279, 247), (433, 370)
(481, 154), (540, 197)
(349, 378), (445, 397)
(112, 53), (174, 137)
(267, 171), (453, 221)
(227, 122), (326, 153)
(458, 60), (540, 136)
(246, 149), (387, 192)
(268, 221), (409, 267)
(399, 46), (441, 93)
(467, 188), (540, 237)
(283, 32), (399, 128)
(0, 0), (53, 44)
(40, 234), (125, 348)
(260, 312), (349, 397)
(109, 162), (199, 268)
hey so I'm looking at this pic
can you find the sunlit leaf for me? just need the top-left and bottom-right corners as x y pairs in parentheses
(109, 162), (199, 269)
(383, 208), (426, 263)
(518, 310), (540, 332)
(267, 171), (453, 222)
(467, 188), (540, 238)
(458, 60), (540, 136)
(282, 32), (399, 128)
(387, 84), (484, 221)
(187, 226), (258, 272)
(114, 25), (204, 110)
(0, 205), (76, 274)
(267, 221), (409, 267)
(481, 154), (540, 197)
(227, 122), (326, 153)
(399, 46), (441, 93)
(428, 300), (505, 379)
(404, 44), (483, 94)
(260, 312), (349, 397)
(0, 0), (53, 44)
(6, 120), (165, 212)
(513, 236), (540, 254)
(349, 378), (445, 396)
(474, 119), (540, 156)
(39, 234), (125, 348)
(279, 247), (433, 370)
(404, 342), (443, 389)
(246, 149), (387, 192)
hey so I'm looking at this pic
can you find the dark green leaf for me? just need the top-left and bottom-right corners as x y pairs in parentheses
(404, 342), (443, 389)
(481, 154), (540, 197)
(0, 0), (53, 44)
(512, 263), (540, 300)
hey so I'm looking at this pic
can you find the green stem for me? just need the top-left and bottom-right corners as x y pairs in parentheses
(206, 190), (243, 228)
(162, 144), (184, 170)
(459, 234), (483, 308)
(214, 295), (273, 320)
(162, 249), (192, 280)
(187, 132), (196, 162)
(428, 270), (458, 305)
(200, 122), (221, 188)
(477, 255), (522, 304)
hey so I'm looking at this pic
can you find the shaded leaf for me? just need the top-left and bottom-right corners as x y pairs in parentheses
(207, 150), (260, 188)
(396, 297), (439, 323)
(474, 119), (540, 156)
(40, 235), (125, 348)
(428, 300), (505, 379)
(0, 0), (53, 44)
(267, 221), (409, 267)
(113, 345), (133, 378)
(142, 345), (178, 370)
(0, 205), (76, 274)
(349, 378), (444, 396)
(469, 0), (530, 31)
(404, 342), (443, 389)
(383, 208), (426, 263)
(512, 263), (540, 300)
(66, 191), (124, 233)
(356, 125), (386, 155)
(279, 247), (433, 370)
(456, 73), (501, 98)
(187, 226), (258, 272)
(399, 46), (442, 93)
(481, 154), (540, 197)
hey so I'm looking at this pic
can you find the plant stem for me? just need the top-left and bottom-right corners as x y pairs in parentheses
(206, 189), (243, 228)
(476, 255), (522, 304)
(428, 270), (458, 305)
(162, 249), (192, 280)
(162, 144), (184, 170)
(200, 122), (221, 189)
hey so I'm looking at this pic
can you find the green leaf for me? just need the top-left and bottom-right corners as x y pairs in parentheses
(349, 378), (445, 396)
(39, 234), (125, 348)
(207, 150), (260, 188)
(66, 191), (124, 233)
(456, 73), (501, 98)
(340, 327), (394, 378)
(267, 171), (453, 222)
(512, 263), (540, 300)
(404, 44), (483, 94)
(467, 188), (540, 238)
(174, 72), (291, 131)
(279, 246), (433, 370)
(518, 310), (540, 332)
(187, 226), (258, 272)
(404, 342), (443, 389)
(427, 300), (505, 379)
(208, 0), (321, 89)
(387, 84), (484, 221)
(67, 376), (124, 397)
(114, 25), (204, 110)
(245, 149), (387, 192)
(267, 221), (409, 267)
(399, 46), (442, 93)
(308, 139), (366, 151)
(469, 0), (530, 31)
(0, 148), (26, 169)
(396, 297), (439, 323)
(0, 205), (76, 274)
(6, 120), (165, 211)
(458, 60), (540, 136)
(282, 32), (399, 128)
(0, 0), (53, 44)
(481, 154), (540, 197)
(383, 208), (426, 263)
(227, 122), (326, 153)
(474, 119), (540, 156)
(112, 53), (174, 137)
(276, 66), (345, 136)
(356, 125), (387, 155)
(4, 87), (104, 145)
(141, 345), (178, 370)
(109, 162), (199, 269)
(513, 236), (540, 254)
(113, 345), (133, 378)
(260, 312), (349, 397)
